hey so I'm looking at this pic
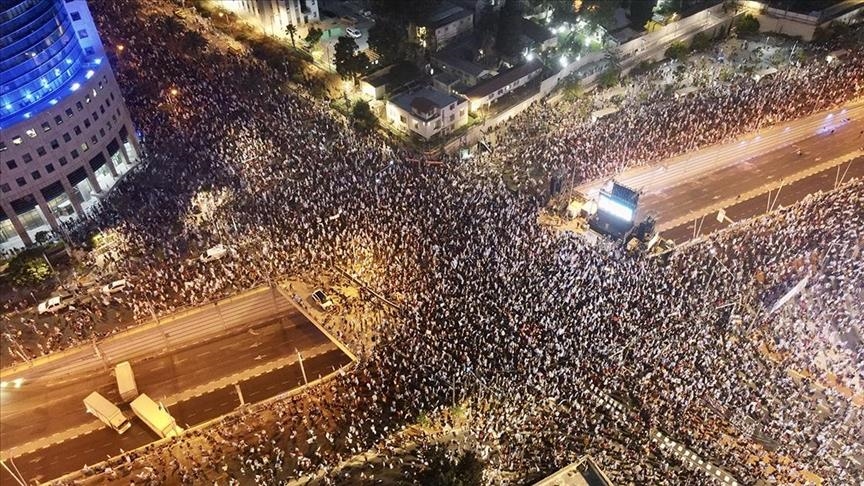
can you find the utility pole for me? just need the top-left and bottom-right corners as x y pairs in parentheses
(296, 349), (308, 385)
(92, 338), (109, 371)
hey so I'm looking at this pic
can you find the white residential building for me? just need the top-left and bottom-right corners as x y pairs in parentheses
(223, 0), (320, 37)
(387, 87), (469, 140)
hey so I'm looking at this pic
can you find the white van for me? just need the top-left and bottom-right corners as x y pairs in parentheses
(115, 361), (139, 402)
(84, 391), (131, 434)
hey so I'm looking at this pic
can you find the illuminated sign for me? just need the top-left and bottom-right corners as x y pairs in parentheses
(597, 194), (634, 222)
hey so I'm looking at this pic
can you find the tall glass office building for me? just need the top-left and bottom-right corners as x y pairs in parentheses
(0, 0), (140, 249)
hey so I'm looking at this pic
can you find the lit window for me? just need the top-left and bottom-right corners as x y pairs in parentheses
(42, 122), (51, 131)
(12, 137), (23, 145)
(26, 129), (37, 138)
(81, 142), (89, 152)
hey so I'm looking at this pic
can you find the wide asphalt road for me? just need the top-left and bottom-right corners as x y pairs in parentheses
(639, 114), (863, 234)
(4, 349), (349, 484)
(1, 309), (326, 450)
(664, 155), (864, 243)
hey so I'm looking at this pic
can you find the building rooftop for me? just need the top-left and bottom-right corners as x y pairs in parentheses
(361, 62), (422, 89)
(533, 456), (615, 486)
(464, 59), (542, 99)
(421, 3), (472, 29)
(433, 70), (460, 86)
(520, 18), (555, 44)
(391, 87), (461, 119)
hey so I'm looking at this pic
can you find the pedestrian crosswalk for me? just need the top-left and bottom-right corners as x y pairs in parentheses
(653, 431), (739, 485)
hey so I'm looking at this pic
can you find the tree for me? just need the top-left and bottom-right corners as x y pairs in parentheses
(181, 30), (208, 53)
(690, 32), (711, 51)
(664, 40), (689, 60)
(629, 0), (656, 31)
(735, 13), (760, 36)
(334, 36), (368, 80)
(4, 250), (52, 287)
(417, 446), (485, 486)
(598, 66), (620, 87)
(581, 0), (620, 30)
(285, 23), (298, 48)
(368, 23), (404, 65)
(34, 231), (52, 245)
(305, 26), (323, 47)
(352, 100), (377, 130)
(496, 0), (525, 57)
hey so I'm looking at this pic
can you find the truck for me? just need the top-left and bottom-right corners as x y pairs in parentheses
(84, 391), (131, 434)
(115, 361), (138, 402)
(130, 393), (183, 439)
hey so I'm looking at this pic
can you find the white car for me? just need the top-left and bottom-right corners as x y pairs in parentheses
(311, 289), (334, 311)
(101, 279), (130, 295)
(37, 296), (69, 315)
(345, 27), (362, 39)
(199, 244), (228, 263)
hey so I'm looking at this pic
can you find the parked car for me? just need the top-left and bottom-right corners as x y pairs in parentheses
(102, 279), (130, 295)
(199, 244), (228, 263)
(311, 289), (334, 311)
(345, 27), (362, 39)
(37, 296), (70, 315)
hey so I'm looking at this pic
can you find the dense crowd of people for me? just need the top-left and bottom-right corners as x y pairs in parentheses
(490, 37), (864, 188)
(3, 0), (863, 484)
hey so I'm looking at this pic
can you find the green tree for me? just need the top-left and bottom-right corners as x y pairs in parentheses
(34, 231), (52, 245)
(368, 23), (404, 65)
(496, 0), (525, 57)
(418, 446), (485, 486)
(305, 26), (323, 47)
(352, 100), (377, 130)
(629, 0), (656, 31)
(690, 32), (711, 51)
(735, 13), (760, 36)
(158, 15), (185, 38)
(285, 23), (298, 48)
(664, 40), (689, 60)
(334, 36), (369, 80)
(4, 250), (52, 287)
(181, 30), (208, 53)
(582, 0), (621, 30)
(598, 66), (620, 87)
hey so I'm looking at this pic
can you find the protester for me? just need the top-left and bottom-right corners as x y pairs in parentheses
(8, 1), (864, 484)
